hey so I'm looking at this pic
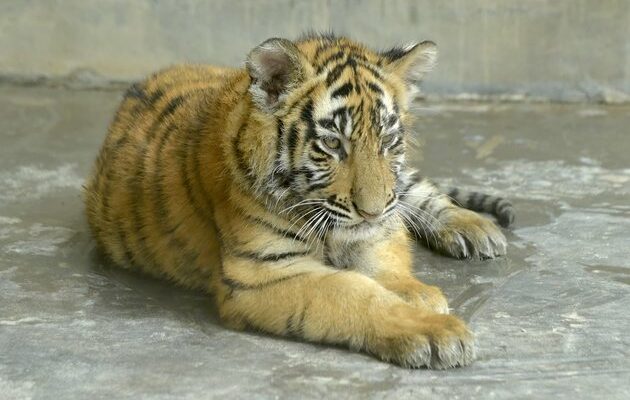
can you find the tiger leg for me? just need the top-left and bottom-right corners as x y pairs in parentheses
(399, 172), (508, 259)
(358, 228), (449, 314)
(215, 256), (474, 369)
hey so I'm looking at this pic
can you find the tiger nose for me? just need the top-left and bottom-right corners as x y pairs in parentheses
(356, 207), (383, 221)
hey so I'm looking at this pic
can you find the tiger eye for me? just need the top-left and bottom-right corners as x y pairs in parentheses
(323, 137), (342, 150)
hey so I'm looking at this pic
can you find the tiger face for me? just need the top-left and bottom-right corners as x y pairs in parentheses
(246, 35), (437, 234)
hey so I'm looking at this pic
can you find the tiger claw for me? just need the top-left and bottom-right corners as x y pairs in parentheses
(431, 208), (508, 259)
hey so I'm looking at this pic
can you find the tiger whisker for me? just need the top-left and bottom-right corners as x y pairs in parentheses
(400, 200), (446, 231)
(279, 198), (326, 215)
(303, 210), (328, 251)
(396, 205), (433, 247)
(312, 212), (331, 253)
(294, 208), (325, 244)
(398, 200), (444, 232)
(282, 207), (322, 243)
(398, 190), (461, 205)
(397, 201), (442, 246)
(396, 212), (428, 248)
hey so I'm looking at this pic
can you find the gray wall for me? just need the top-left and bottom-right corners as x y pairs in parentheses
(1, 0), (629, 102)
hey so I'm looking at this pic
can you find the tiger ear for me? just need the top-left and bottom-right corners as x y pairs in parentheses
(380, 41), (437, 81)
(246, 38), (309, 113)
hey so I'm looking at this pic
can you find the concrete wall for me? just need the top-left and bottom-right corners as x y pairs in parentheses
(1, 0), (629, 102)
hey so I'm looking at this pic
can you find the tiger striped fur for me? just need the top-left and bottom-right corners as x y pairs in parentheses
(84, 34), (514, 369)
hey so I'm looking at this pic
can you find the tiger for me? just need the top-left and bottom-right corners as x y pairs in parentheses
(84, 33), (514, 369)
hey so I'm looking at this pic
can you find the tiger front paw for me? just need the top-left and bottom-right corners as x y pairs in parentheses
(431, 208), (507, 259)
(383, 277), (450, 314)
(370, 306), (475, 369)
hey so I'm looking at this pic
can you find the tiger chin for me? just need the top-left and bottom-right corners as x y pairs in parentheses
(84, 33), (514, 369)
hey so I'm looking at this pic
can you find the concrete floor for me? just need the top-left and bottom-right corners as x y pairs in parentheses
(1, 86), (629, 399)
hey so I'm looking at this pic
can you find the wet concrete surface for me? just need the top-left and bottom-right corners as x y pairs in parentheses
(1, 86), (629, 399)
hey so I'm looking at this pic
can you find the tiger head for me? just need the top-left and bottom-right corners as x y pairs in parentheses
(245, 34), (437, 235)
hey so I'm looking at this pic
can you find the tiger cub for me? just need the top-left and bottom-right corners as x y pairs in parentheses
(84, 34), (514, 369)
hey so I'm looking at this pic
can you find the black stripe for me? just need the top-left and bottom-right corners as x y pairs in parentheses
(189, 108), (216, 219)
(128, 92), (187, 265)
(307, 181), (331, 191)
(303, 168), (315, 180)
(300, 99), (315, 125)
(222, 272), (307, 291)
(381, 45), (413, 61)
(317, 51), (346, 72)
(152, 123), (187, 239)
(295, 305), (307, 336)
(117, 223), (137, 267)
(476, 193), (489, 210)
(448, 188), (461, 204)
(98, 134), (129, 211)
(286, 123), (301, 172)
(313, 44), (327, 64)
(100, 137), (132, 265)
(286, 307), (307, 337)
(497, 201), (512, 214)
(146, 88), (166, 107)
(399, 182), (414, 196)
(307, 178), (331, 190)
(317, 118), (335, 131)
(99, 124), (140, 267)
(385, 195), (396, 208)
(159, 95), (185, 120)
(271, 119), (292, 189)
(323, 207), (350, 219)
(388, 137), (404, 152)
(152, 123), (186, 240)
(146, 95), (185, 141)
(284, 84), (317, 115)
(327, 196), (350, 213)
(409, 172), (422, 184)
(496, 205), (515, 228)
(124, 82), (147, 101)
(233, 120), (255, 183)
(419, 198), (432, 210)
(177, 118), (217, 228)
(326, 63), (346, 85)
(349, 100), (364, 137)
(310, 171), (331, 182)
(310, 155), (328, 163)
(331, 82), (353, 99)
(467, 192), (480, 210)
(357, 61), (383, 80)
(242, 213), (309, 243)
(366, 81), (383, 94)
(331, 106), (349, 120)
(490, 197), (502, 212)
(311, 142), (329, 157)
(286, 312), (298, 336)
(302, 101), (318, 142)
(275, 118), (285, 159)
(129, 141), (155, 267)
(287, 123), (300, 153)
(233, 250), (309, 263)
(434, 205), (450, 220)
(323, 250), (335, 267)
(152, 109), (214, 239)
